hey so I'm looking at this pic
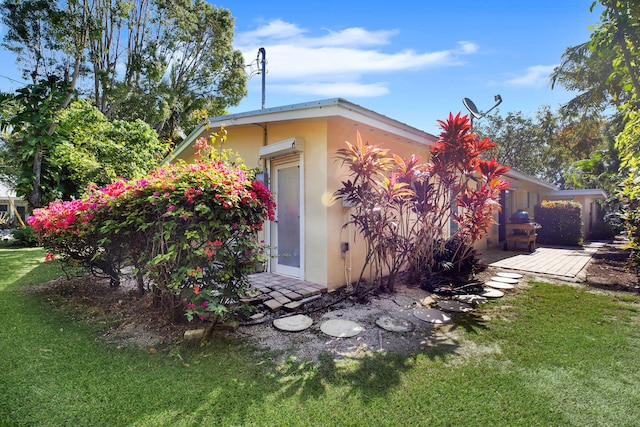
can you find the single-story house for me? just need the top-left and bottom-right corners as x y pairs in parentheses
(0, 182), (28, 228)
(168, 98), (606, 290)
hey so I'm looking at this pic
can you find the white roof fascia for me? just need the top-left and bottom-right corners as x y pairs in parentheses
(504, 169), (558, 191)
(549, 188), (608, 198)
(167, 98), (436, 163)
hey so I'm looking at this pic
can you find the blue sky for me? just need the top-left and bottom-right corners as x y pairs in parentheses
(227, 0), (602, 133)
(0, 0), (602, 134)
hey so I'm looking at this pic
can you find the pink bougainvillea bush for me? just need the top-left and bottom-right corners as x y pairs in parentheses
(29, 136), (275, 322)
(335, 113), (510, 293)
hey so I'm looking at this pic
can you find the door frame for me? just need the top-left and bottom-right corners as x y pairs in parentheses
(270, 156), (304, 278)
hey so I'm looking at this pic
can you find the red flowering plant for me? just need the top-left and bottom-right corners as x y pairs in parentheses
(335, 113), (509, 294)
(29, 129), (275, 323)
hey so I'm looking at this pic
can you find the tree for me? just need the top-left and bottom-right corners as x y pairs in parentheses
(474, 106), (608, 187)
(0, 0), (247, 142)
(51, 100), (170, 199)
(115, 0), (247, 141)
(1, 94), (169, 207)
(0, 77), (72, 208)
(474, 110), (546, 177)
(563, 1), (640, 259)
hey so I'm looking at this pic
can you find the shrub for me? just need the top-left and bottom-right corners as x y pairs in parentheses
(28, 131), (275, 323)
(335, 113), (509, 293)
(534, 200), (583, 246)
(589, 221), (617, 241)
(10, 226), (38, 247)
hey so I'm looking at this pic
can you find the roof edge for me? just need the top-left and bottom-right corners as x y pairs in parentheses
(504, 169), (558, 191)
(166, 98), (436, 163)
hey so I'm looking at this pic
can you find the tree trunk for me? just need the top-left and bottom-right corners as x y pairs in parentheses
(28, 146), (43, 209)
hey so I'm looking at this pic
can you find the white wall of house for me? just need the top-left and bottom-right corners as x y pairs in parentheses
(0, 182), (28, 227)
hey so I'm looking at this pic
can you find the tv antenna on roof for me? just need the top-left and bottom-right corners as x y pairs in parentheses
(247, 47), (267, 109)
(462, 94), (502, 125)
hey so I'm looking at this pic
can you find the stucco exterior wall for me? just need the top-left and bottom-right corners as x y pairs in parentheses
(178, 126), (265, 169)
(265, 120), (329, 286)
(325, 120), (432, 289)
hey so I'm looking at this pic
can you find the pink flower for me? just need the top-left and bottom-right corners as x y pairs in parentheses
(187, 303), (196, 310)
(202, 301), (209, 308)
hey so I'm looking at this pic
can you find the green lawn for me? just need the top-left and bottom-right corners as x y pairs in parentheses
(1, 247), (640, 426)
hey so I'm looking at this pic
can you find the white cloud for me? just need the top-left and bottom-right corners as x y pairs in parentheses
(457, 41), (479, 54)
(237, 20), (477, 98)
(235, 19), (306, 45)
(504, 65), (557, 87)
(259, 45), (454, 81)
(272, 82), (389, 97)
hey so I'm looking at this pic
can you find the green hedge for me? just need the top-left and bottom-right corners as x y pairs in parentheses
(534, 200), (582, 246)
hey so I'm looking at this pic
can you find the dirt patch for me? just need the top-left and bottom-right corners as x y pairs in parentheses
(27, 238), (638, 362)
(584, 238), (639, 292)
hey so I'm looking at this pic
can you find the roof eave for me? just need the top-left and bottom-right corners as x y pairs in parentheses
(165, 98), (437, 163)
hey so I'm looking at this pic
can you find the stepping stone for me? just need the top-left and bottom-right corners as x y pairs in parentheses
(320, 319), (364, 337)
(412, 307), (451, 324)
(455, 294), (488, 305)
(485, 281), (515, 290)
(273, 314), (313, 332)
(490, 276), (519, 284)
(375, 315), (415, 332)
(497, 272), (523, 279)
(481, 288), (504, 298)
(437, 300), (473, 313)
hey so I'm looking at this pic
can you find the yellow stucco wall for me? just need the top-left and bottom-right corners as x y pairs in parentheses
(178, 126), (265, 169)
(325, 121), (432, 289)
(266, 120), (329, 285)
(174, 115), (436, 290)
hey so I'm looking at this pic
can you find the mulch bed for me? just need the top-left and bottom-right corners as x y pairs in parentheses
(584, 237), (639, 293)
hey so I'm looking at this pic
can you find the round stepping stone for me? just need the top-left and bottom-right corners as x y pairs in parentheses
(320, 319), (364, 338)
(485, 281), (515, 290)
(455, 294), (488, 305)
(273, 314), (313, 332)
(413, 307), (451, 324)
(437, 300), (473, 313)
(490, 276), (519, 284)
(375, 315), (415, 332)
(481, 288), (504, 298)
(497, 272), (523, 279)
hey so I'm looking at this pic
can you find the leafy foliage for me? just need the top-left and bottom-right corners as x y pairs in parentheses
(475, 106), (608, 187)
(52, 100), (169, 199)
(10, 226), (38, 247)
(335, 113), (509, 294)
(0, 0), (247, 142)
(1, 93), (169, 207)
(534, 200), (583, 246)
(0, 77), (72, 208)
(28, 132), (275, 322)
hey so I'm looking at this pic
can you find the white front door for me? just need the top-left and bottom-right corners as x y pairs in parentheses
(273, 161), (302, 277)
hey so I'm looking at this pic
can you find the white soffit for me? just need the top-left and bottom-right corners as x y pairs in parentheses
(259, 137), (304, 159)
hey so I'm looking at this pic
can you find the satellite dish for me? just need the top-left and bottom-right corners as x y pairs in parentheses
(462, 95), (502, 123)
(462, 97), (482, 119)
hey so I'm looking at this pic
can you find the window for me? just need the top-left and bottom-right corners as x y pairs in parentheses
(16, 206), (26, 222)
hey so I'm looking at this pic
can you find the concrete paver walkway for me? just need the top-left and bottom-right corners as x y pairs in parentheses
(247, 243), (602, 313)
(486, 243), (602, 281)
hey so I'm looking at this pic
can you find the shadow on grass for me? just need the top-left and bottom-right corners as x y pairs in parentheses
(1, 248), (496, 425)
(260, 311), (488, 404)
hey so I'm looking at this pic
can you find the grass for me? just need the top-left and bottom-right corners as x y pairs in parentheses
(1, 247), (640, 426)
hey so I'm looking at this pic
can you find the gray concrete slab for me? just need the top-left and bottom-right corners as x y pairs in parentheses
(487, 244), (599, 281)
